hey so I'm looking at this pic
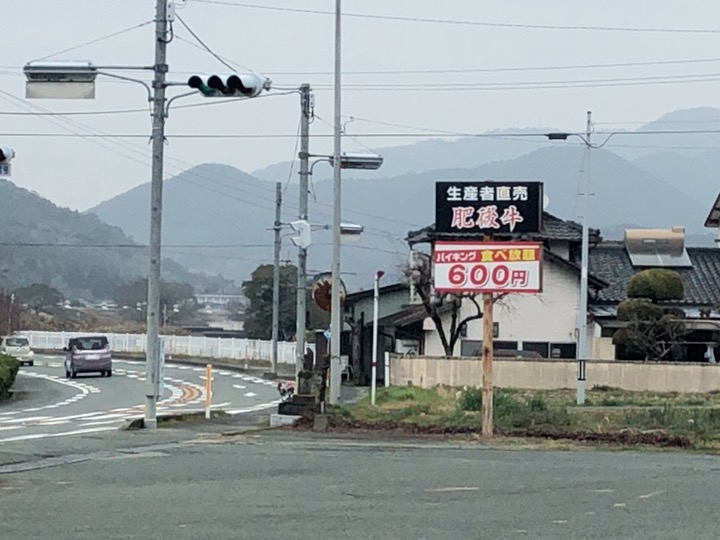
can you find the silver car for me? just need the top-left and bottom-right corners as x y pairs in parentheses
(2, 336), (35, 366)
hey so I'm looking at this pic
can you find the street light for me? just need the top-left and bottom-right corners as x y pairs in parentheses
(309, 152), (383, 174)
(307, 151), (383, 402)
(545, 111), (619, 405)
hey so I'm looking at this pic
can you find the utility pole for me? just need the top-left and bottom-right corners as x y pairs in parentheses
(576, 110), (592, 406)
(481, 234), (495, 438)
(145, 0), (169, 429)
(7, 293), (13, 334)
(296, 83), (311, 382)
(271, 181), (282, 377)
(329, 0), (343, 405)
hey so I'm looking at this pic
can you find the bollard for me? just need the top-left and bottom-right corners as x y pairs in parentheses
(204, 363), (212, 419)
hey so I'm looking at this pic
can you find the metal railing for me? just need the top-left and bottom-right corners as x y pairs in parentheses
(20, 331), (307, 365)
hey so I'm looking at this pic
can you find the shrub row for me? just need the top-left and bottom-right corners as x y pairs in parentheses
(0, 354), (20, 400)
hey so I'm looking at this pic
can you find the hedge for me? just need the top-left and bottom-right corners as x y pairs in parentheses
(0, 354), (20, 400)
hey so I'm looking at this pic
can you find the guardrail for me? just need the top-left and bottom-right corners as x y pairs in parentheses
(20, 331), (305, 365)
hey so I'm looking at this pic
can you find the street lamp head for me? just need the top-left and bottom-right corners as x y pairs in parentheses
(546, 132), (570, 141)
(331, 152), (384, 170)
(339, 222), (364, 235)
(23, 61), (97, 99)
(23, 61), (97, 83)
(376, 270), (385, 280)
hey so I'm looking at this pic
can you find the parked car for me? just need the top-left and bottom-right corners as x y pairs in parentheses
(64, 335), (112, 378)
(1, 335), (35, 366)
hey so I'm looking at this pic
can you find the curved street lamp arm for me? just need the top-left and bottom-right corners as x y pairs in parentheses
(97, 71), (152, 103)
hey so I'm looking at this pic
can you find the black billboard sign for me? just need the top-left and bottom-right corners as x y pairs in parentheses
(435, 181), (543, 235)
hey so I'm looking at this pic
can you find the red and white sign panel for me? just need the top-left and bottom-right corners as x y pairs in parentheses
(433, 241), (543, 294)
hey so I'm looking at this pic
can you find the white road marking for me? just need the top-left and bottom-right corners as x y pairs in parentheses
(0, 425), (23, 432)
(0, 426), (117, 444)
(243, 392), (257, 398)
(78, 419), (127, 427)
(233, 384), (246, 390)
(0, 416), (53, 425)
(226, 400), (281, 415)
(80, 413), (127, 421)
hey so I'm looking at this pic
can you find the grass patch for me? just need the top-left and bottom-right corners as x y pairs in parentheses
(335, 386), (720, 451)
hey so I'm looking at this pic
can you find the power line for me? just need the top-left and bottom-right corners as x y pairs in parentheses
(30, 20), (155, 62)
(7, 128), (720, 139)
(257, 57), (720, 76)
(192, 0), (720, 34)
(0, 241), (274, 249)
(307, 72), (720, 91)
(0, 89), (296, 117)
(0, 84), (417, 238)
(7, 56), (720, 78)
(175, 14), (256, 74)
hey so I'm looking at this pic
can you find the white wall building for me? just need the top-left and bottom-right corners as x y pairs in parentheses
(407, 212), (606, 360)
(423, 252), (588, 358)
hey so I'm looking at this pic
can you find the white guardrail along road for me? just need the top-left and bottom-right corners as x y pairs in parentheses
(20, 331), (310, 365)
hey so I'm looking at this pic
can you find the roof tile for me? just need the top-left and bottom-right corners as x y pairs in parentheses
(589, 244), (720, 306)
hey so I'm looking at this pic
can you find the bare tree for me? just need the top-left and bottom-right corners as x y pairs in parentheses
(403, 252), (503, 357)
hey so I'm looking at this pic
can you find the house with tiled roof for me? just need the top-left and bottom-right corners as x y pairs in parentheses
(405, 212), (720, 362)
(340, 207), (720, 374)
(588, 230), (720, 362)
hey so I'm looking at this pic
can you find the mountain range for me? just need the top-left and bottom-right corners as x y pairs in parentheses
(0, 178), (231, 300)
(0, 104), (713, 301)
(88, 107), (719, 292)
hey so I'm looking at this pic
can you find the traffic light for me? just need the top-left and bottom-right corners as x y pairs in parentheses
(0, 146), (15, 164)
(290, 220), (312, 249)
(187, 73), (268, 98)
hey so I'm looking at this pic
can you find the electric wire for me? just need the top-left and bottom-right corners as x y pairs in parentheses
(192, 1), (720, 34)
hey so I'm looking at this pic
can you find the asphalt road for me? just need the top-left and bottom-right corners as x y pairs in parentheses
(1, 431), (719, 539)
(0, 355), (282, 444)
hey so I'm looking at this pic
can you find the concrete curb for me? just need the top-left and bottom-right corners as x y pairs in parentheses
(121, 410), (230, 430)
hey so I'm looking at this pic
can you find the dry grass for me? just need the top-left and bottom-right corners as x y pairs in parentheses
(337, 386), (720, 451)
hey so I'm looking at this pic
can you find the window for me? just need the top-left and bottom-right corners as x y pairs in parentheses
(461, 340), (482, 357)
(600, 326), (616, 338)
(523, 341), (549, 358)
(550, 343), (577, 359)
(461, 340), (518, 357)
(71, 336), (109, 351)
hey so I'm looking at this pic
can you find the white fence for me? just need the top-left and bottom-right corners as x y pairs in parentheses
(21, 331), (304, 365)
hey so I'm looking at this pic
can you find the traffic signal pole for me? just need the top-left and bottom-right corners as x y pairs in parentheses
(145, 0), (170, 429)
(296, 84), (311, 383)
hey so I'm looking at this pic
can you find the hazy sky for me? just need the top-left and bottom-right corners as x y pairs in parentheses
(3, 0), (720, 210)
